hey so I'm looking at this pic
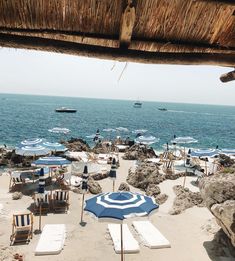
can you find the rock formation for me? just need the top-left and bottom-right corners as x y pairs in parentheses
(123, 144), (157, 160)
(218, 154), (235, 167)
(87, 178), (102, 194)
(118, 182), (130, 191)
(61, 138), (90, 152)
(169, 185), (204, 215)
(199, 173), (235, 247)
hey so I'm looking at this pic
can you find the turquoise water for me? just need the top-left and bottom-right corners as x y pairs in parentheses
(0, 93), (235, 150)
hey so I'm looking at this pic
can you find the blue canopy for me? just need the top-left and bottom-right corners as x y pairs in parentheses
(84, 192), (158, 221)
(15, 145), (51, 156)
(191, 149), (220, 158)
(32, 156), (71, 166)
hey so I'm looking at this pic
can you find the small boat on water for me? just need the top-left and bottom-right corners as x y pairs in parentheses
(133, 101), (142, 108)
(55, 107), (77, 113)
(158, 108), (167, 111)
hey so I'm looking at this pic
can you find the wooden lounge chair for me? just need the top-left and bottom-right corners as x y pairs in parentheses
(33, 193), (50, 214)
(9, 171), (25, 191)
(52, 190), (69, 213)
(10, 213), (33, 245)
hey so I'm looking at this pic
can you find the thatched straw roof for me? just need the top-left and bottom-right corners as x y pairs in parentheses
(0, 0), (234, 67)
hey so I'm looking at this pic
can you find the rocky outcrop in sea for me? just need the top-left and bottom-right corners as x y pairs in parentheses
(199, 172), (235, 248)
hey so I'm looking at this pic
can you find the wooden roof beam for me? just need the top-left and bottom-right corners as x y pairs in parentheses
(220, 70), (235, 82)
(119, 0), (136, 48)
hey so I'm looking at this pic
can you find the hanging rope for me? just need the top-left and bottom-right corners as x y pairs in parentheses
(118, 62), (129, 82)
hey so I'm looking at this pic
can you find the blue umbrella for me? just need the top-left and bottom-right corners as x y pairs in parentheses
(42, 142), (67, 152)
(191, 149), (220, 158)
(109, 158), (117, 192)
(32, 156), (71, 166)
(84, 192), (158, 260)
(48, 127), (70, 134)
(15, 145), (51, 156)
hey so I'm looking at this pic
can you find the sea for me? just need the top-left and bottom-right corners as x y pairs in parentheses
(0, 93), (235, 150)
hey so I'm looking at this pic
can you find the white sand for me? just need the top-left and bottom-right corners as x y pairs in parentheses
(0, 156), (232, 261)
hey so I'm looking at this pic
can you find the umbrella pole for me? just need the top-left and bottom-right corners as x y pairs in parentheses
(120, 223), (124, 261)
(39, 202), (42, 233)
(80, 193), (85, 224)
(113, 180), (115, 192)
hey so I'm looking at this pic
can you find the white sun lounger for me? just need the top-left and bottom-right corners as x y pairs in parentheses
(132, 221), (170, 249)
(35, 224), (66, 255)
(108, 224), (139, 254)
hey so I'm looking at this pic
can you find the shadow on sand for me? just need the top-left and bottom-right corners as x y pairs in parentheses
(203, 229), (235, 261)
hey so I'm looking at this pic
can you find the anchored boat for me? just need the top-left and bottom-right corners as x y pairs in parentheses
(55, 107), (77, 113)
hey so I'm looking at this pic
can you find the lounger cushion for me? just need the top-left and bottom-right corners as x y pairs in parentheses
(108, 224), (139, 254)
(132, 221), (170, 249)
(35, 224), (66, 255)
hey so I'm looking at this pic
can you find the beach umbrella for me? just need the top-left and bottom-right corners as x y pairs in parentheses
(42, 142), (67, 152)
(190, 149), (219, 158)
(32, 156), (71, 167)
(80, 165), (89, 224)
(220, 149), (235, 156)
(84, 192), (159, 261)
(48, 127), (70, 134)
(116, 127), (129, 132)
(15, 145), (51, 156)
(109, 158), (117, 192)
(38, 168), (45, 232)
(171, 136), (198, 164)
(20, 138), (44, 146)
(103, 128), (116, 132)
(132, 129), (148, 135)
(135, 135), (159, 145)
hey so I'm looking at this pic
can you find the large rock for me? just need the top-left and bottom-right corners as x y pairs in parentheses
(62, 138), (90, 152)
(88, 178), (102, 194)
(146, 184), (161, 197)
(118, 182), (130, 191)
(127, 162), (163, 190)
(169, 185), (204, 215)
(123, 144), (157, 160)
(218, 154), (235, 167)
(199, 173), (235, 247)
(155, 193), (168, 205)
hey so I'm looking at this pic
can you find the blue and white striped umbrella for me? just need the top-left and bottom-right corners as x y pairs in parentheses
(48, 127), (70, 134)
(220, 149), (235, 156)
(20, 138), (44, 146)
(32, 156), (71, 166)
(38, 168), (45, 194)
(84, 192), (158, 221)
(15, 145), (51, 156)
(132, 129), (148, 134)
(171, 136), (198, 144)
(42, 142), (67, 152)
(116, 127), (129, 132)
(191, 149), (219, 158)
(82, 165), (89, 193)
(135, 135), (159, 145)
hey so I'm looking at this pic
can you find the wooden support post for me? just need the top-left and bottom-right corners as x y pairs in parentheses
(39, 202), (42, 233)
(220, 70), (235, 82)
(119, 0), (136, 48)
(80, 193), (85, 224)
(120, 223), (124, 261)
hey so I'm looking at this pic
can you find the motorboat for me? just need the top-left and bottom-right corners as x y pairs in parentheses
(55, 107), (77, 113)
(158, 108), (167, 111)
(133, 101), (142, 108)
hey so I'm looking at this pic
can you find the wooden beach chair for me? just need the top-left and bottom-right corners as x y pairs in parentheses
(52, 190), (69, 213)
(33, 193), (50, 214)
(10, 213), (33, 245)
(9, 171), (25, 191)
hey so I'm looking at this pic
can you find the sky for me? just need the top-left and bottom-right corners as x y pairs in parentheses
(0, 47), (234, 106)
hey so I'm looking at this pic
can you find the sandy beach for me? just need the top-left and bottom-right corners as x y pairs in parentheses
(0, 155), (232, 261)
